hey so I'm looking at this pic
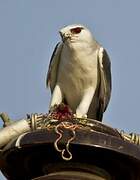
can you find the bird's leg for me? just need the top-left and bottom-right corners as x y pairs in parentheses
(75, 87), (95, 118)
(50, 84), (63, 108)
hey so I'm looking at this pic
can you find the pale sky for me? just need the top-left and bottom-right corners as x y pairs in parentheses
(0, 1), (140, 179)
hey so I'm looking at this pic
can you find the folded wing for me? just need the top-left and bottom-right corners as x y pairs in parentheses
(46, 43), (63, 93)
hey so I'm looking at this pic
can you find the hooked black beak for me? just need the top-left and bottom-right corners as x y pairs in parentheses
(59, 31), (71, 42)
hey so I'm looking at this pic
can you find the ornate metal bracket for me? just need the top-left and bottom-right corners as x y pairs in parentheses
(0, 111), (140, 151)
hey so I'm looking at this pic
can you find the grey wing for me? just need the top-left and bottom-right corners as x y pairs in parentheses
(87, 47), (111, 121)
(46, 42), (63, 93)
(98, 47), (112, 113)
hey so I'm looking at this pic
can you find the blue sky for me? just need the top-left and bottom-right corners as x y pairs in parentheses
(0, 0), (140, 179)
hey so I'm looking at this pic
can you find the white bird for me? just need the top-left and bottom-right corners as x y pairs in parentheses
(47, 24), (111, 121)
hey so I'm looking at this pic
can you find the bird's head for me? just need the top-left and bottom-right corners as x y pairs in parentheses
(59, 24), (94, 45)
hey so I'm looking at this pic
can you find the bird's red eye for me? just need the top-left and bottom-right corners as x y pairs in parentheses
(70, 27), (82, 34)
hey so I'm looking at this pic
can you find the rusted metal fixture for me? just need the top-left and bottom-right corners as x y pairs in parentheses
(0, 112), (140, 149)
(0, 112), (140, 180)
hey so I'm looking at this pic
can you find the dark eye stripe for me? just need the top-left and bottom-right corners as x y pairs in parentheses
(70, 27), (82, 34)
